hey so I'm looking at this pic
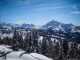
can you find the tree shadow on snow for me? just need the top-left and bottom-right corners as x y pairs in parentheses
(19, 52), (43, 60)
(0, 51), (12, 59)
(19, 51), (30, 58)
(6, 46), (12, 49)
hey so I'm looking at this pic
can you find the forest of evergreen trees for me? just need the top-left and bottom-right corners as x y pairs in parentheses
(0, 28), (80, 60)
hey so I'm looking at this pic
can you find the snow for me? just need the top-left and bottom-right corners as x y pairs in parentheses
(48, 26), (52, 28)
(6, 51), (52, 60)
(51, 35), (59, 38)
(52, 23), (65, 32)
(51, 38), (58, 42)
(6, 51), (38, 60)
(0, 45), (52, 60)
(0, 33), (13, 39)
(30, 53), (52, 60)
(38, 36), (43, 43)
(22, 35), (26, 40)
(0, 45), (12, 52)
(34, 25), (42, 29)
(77, 44), (80, 49)
(70, 26), (80, 33)
(51, 38), (59, 45)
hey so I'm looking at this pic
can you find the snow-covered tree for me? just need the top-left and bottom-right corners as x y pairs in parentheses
(11, 28), (20, 51)
(62, 39), (69, 55)
(68, 41), (78, 59)
(41, 37), (48, 56)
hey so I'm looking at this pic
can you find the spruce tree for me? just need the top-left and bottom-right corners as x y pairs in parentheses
(41, 37), (47, 56)
(11, 28), (19, 51)
(62, 39), (69, 55)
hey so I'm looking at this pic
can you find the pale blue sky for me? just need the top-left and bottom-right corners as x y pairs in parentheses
(0, 0), (80, 25)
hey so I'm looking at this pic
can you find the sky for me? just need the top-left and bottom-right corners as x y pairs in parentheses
(0, 0), (80, 25)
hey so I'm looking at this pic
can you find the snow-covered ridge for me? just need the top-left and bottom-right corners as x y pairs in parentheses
(0, 20), (80, 33)
(41, 20), (80, 33)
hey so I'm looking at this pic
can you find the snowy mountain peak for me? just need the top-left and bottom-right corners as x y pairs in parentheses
(0, 20), (80, 33)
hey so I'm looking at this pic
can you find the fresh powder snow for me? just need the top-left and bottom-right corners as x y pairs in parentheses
(0, 45), (52, 60)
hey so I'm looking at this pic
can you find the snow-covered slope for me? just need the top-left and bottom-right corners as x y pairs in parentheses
(0, 22), (35, 29)
(69, 26), (80, 33)
(0, 45), (12, 52)
(41, 20), (74, 30)
(21, 23), (35, 29)
(41, 20), (62, 29)
(0, 45), (52, 60)
(6, 51), (52, 60)
(0, 20), (80, 33)
(34, 25), (42, 29)
(41, 20), (80, 33)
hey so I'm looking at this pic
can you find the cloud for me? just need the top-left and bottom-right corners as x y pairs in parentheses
(71, 11), (80, 14)
(73, 5), (77, 10)
(17, 0), (31, 5)
(17, 0), (40, 6)
(37, 5), (70, 10)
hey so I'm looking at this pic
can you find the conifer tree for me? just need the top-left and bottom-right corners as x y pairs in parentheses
(62, 39), (69, 55)
(11, 28), (20, 51)
(0, 36), (2, 44)
(41, 37), (47, 56)
(23, 33), (31, 52)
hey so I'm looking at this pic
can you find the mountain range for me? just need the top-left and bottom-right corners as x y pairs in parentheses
(0, 20), (80, 42)
(0, 20), (80, 33)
